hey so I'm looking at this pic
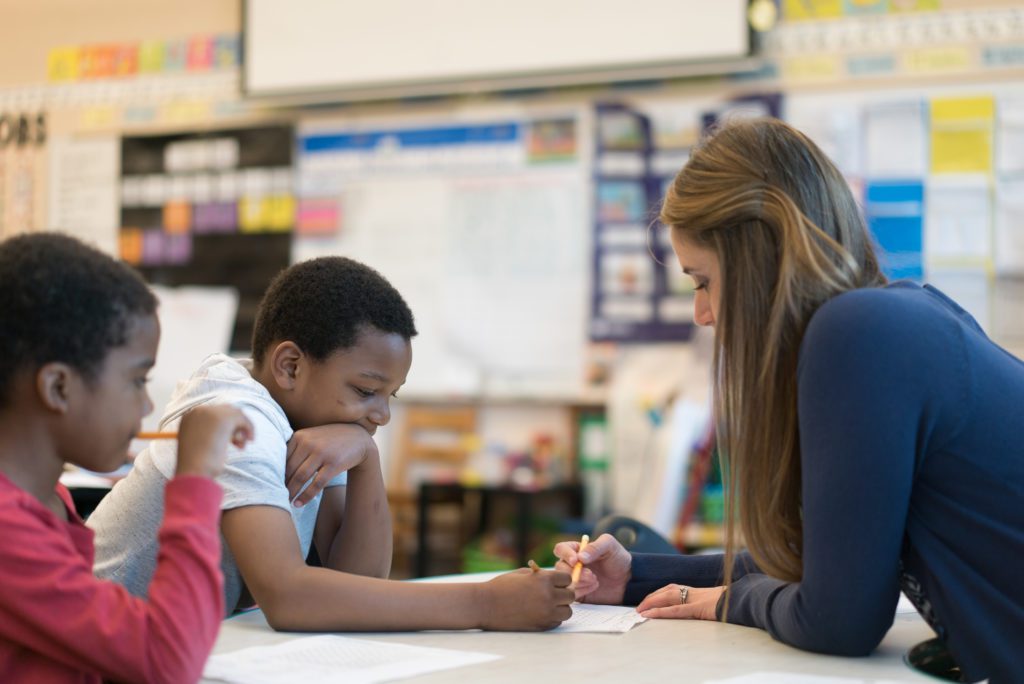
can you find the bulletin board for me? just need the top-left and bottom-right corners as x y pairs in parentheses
(590, 94), (783, 343)
(608, 79), (1024, 353)
(291, 111), (590, 400)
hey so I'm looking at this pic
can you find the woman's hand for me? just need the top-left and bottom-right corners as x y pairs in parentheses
(637, 583), (724, 621)
(285, 423), (377, 507)
(552, 533), (632, 604)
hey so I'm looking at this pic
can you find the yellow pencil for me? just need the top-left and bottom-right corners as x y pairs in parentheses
(136, 432), (177, 440)
(570, 534), (590, 585)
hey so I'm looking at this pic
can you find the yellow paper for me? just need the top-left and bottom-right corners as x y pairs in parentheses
(47, 47), (80, 82)
(138, 41), (165, 73)
(931, 96), (994, 174)
(159, 100), (212, 125)
(266, 195), (296, 231)
(78, 106), (118, 130)
(782, 55), (841, 82)
(890, 0), (940, 11)
(903, 47), (972, 74)
(238, 197), (272, 232)
(784, 0), (843, 20)
(933, 97), (995, 123)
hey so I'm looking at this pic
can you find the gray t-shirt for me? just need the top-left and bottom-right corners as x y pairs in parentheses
(88, 353), (346, 615)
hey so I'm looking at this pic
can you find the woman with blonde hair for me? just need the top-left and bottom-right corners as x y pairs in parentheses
(555, 118), (1023, 682)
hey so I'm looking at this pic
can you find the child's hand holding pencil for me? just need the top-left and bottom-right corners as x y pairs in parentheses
(478, 564), (574, 631)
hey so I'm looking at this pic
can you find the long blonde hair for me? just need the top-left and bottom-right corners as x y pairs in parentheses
(660, 118), (886, 588)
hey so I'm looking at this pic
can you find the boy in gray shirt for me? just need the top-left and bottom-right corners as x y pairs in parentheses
(90, 256), (574, 632)
(90, 351), (347, 612)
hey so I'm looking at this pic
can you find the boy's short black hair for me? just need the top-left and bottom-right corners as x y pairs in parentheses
(0, 233), (157, 406)
(251, 256), (417, 364)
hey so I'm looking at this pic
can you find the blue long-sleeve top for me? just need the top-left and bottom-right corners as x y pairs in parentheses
(623, 282), (1024, 683)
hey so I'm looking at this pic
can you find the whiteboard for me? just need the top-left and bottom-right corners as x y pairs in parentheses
(244, 0), (751, 101)
(291, 113), (590, 400)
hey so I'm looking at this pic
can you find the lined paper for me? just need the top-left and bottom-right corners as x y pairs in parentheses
(554, 603), (648, 633)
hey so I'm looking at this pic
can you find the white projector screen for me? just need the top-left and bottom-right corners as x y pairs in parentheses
(244, 0), (752, 101)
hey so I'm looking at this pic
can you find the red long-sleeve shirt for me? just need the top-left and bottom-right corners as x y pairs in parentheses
(0, 473), (225, 683)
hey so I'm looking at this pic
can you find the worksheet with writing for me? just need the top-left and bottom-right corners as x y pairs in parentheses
(203, 635), (500, 684)
(553, 603), (649, 633)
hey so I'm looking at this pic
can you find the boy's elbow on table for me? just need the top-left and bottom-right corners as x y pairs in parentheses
(263, 607), (303, 633)
(247, 579), (309, 632)
(260, 591), (314, 632)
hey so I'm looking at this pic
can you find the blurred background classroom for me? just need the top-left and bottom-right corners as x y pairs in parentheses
(4, 0), (1023, 578)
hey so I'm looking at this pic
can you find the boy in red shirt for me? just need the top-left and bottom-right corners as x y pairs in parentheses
(0, 233), (252, 683)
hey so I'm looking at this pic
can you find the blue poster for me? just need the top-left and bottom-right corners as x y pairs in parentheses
(865, 181), (924, 281)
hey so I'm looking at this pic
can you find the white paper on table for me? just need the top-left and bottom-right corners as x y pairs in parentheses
(203, 635), (500, 684)
(864, 100), (927, 178)
(553, 603), (648, 633)
(703, 674), (909, 684)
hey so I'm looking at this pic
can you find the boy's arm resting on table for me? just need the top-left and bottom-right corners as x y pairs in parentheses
(721, 296), (952, 656)
(223, 503), (574, 631)
(0, 477), (223, 684)
(313, 448), (392, 578)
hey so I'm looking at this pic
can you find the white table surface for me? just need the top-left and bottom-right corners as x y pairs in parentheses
(205, 573), (936, 683)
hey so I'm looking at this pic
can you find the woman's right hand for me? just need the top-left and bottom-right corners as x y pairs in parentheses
(477, 568), (574, 631)
(553, 533), (632, 604)
(175, 405), (254, 479)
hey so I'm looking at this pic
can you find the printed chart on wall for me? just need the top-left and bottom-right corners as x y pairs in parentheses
(1, 111), (47, 239)
(293, 113), (589, 399)
(118, 125), (295, 351)
(590, 95), (780, 343)
(591, 103), (691, 343)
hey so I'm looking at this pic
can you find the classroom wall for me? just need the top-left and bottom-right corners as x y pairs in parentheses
(5, 2), (1024, 522)
(0, 0), (238, 88)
